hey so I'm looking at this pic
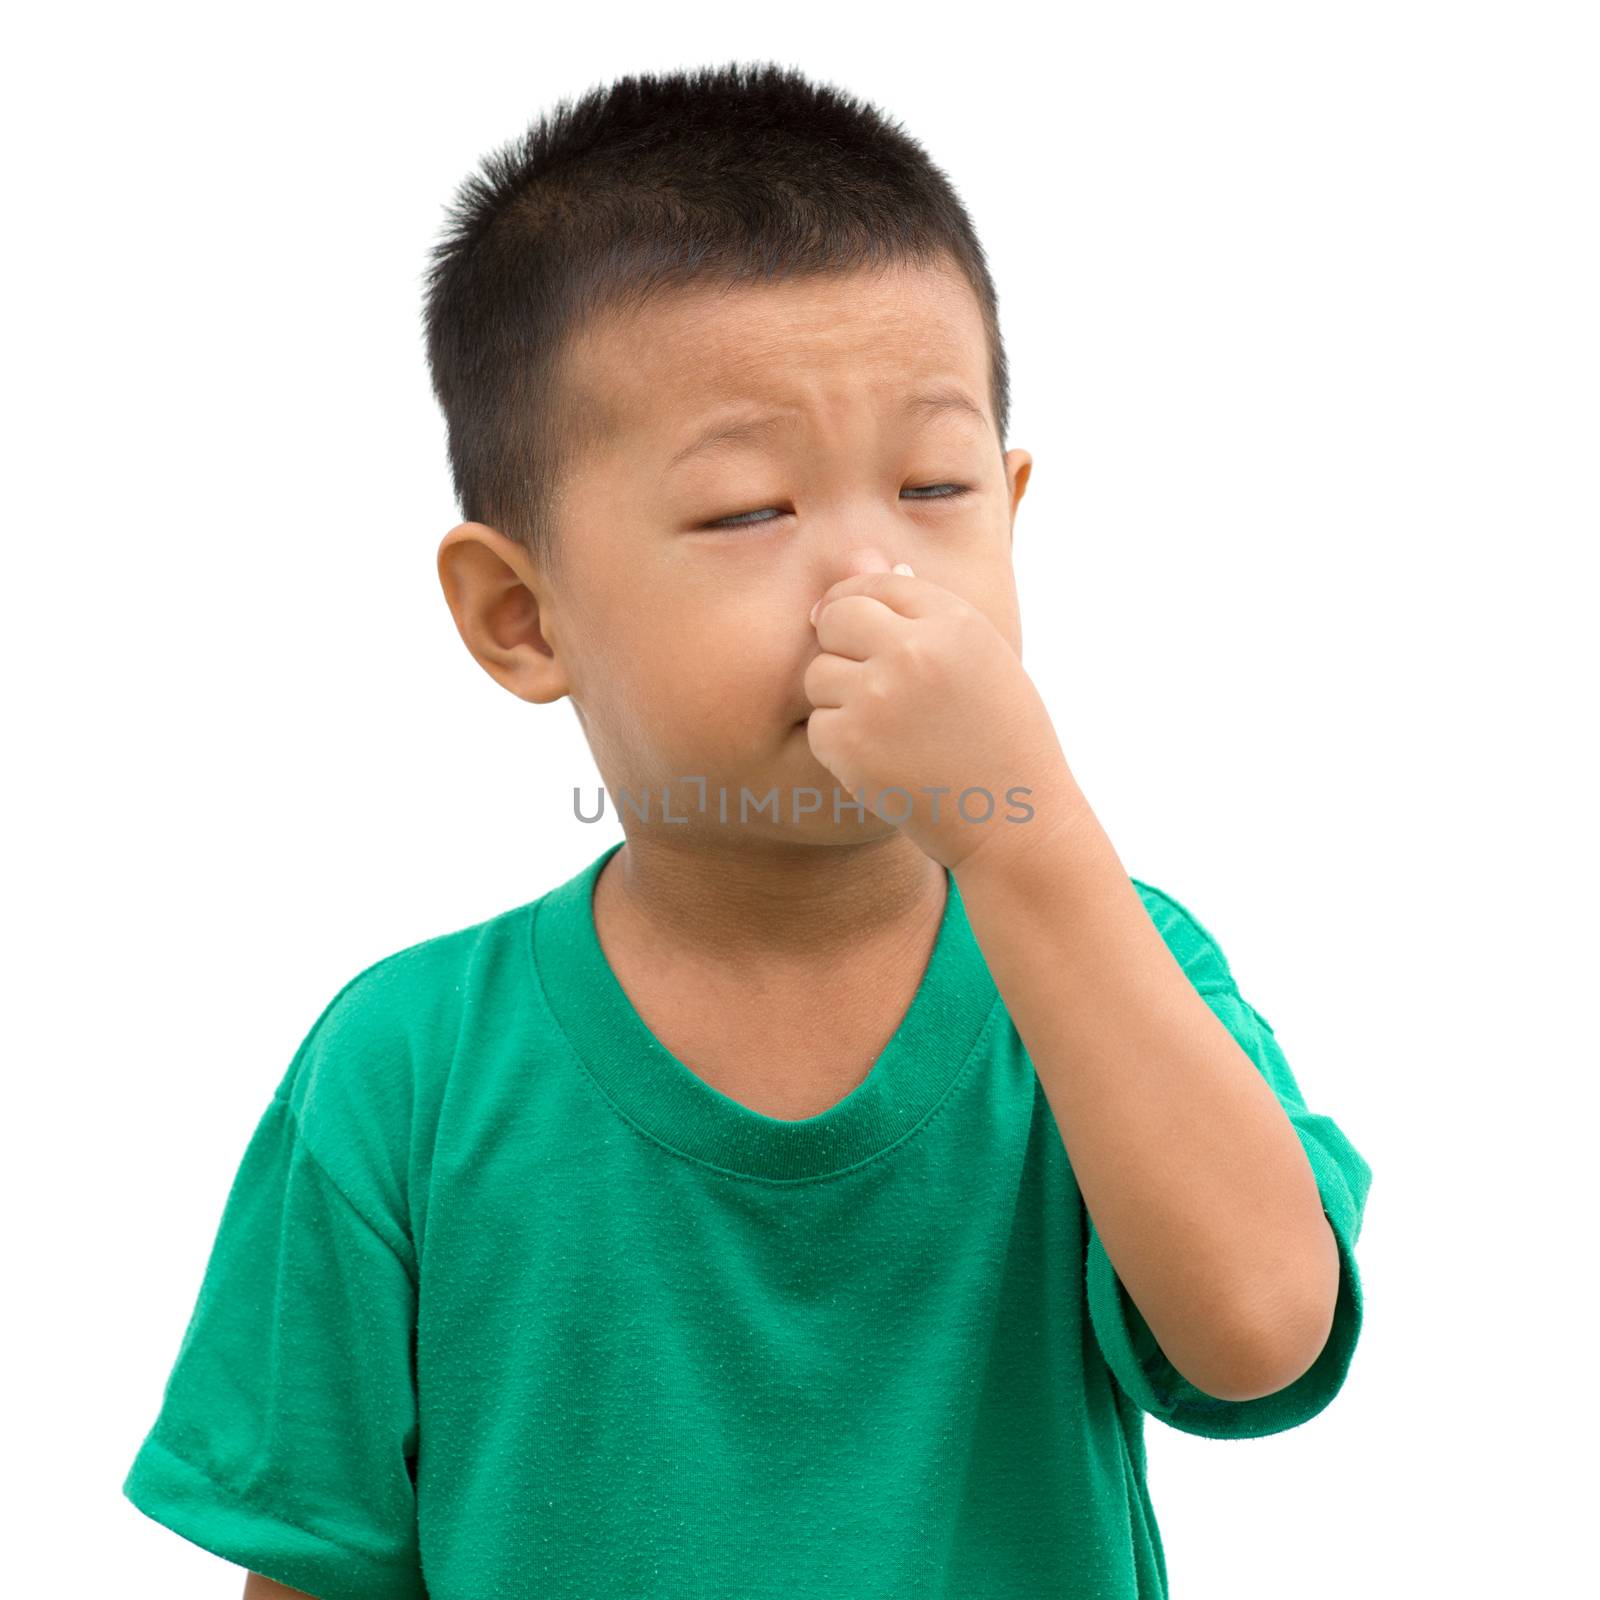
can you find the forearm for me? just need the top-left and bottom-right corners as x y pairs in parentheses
(952, 776), (1339, 1402)
(243, 1572), (318, 1598)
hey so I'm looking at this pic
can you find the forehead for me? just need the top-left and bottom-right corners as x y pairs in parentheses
(564, 258), (989, 442)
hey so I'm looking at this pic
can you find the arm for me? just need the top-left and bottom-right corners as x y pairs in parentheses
(953, 794), (1341, 1403)
(798, 561), (1340, 1403)
(244, 1575), (317, 1599)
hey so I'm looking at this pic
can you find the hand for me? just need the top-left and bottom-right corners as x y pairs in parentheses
(803, 561), (1075, 871)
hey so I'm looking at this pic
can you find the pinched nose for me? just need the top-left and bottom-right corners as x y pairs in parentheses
(807, 550), (915, 625)
(839, 546), (897, 577)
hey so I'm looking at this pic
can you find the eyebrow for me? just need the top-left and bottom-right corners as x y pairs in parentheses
(664, 385), (987, 473)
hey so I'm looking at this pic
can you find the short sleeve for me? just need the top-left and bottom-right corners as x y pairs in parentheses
(1086, 890), (1373, 1440)
(122, 1083), (426, 1599)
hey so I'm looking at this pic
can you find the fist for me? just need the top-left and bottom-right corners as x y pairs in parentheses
(804, 563), (1069, 871)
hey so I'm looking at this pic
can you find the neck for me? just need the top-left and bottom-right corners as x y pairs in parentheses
(592, 829), (947, 971)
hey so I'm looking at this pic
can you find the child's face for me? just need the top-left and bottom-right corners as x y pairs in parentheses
(444, 257), (1032, 846)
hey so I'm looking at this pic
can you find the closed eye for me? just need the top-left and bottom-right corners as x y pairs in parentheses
(705, 484), (972, 530)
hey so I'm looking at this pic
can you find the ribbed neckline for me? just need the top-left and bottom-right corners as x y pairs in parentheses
(530, 840), (1001, 1181)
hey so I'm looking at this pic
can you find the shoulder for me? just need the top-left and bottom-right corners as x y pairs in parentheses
(297, 910), (512, 1063)
(275, 896), (544, 1192)
(1128, 877), (1238, 995)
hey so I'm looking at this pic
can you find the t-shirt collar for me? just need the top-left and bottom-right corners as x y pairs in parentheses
(530, 839), (1001, 1181)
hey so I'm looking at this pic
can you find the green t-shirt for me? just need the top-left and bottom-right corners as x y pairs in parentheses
(124, 839), (1371, 1599)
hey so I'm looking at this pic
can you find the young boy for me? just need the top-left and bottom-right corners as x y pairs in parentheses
(123, 61), (1371, 1600)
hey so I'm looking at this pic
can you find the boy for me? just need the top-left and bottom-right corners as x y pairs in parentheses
(123, 60), (1371, 1600)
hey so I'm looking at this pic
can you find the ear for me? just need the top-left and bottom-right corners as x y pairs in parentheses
(1004, 449), (1033, 544)
(436, 522), (571, 705)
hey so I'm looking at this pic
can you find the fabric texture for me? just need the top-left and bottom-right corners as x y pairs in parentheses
(124, 840), (1371, 1598)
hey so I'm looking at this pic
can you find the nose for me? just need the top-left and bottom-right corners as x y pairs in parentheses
(807, 546), (915, 629)
(836, 546), (897, 579)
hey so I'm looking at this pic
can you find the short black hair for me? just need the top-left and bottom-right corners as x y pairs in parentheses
(421, 60), (1010, 577)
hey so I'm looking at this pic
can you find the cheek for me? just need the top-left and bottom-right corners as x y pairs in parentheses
(592, 602), (786, 756)
(952, 559), (1023, 656)
(996, 597), (1023, 657)
(660, 578), (801, 695)
(577, 551), (811, 751)
(563, 605), (671, 762)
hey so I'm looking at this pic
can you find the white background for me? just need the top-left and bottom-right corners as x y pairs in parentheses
(6, 2), (1594, 1593)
